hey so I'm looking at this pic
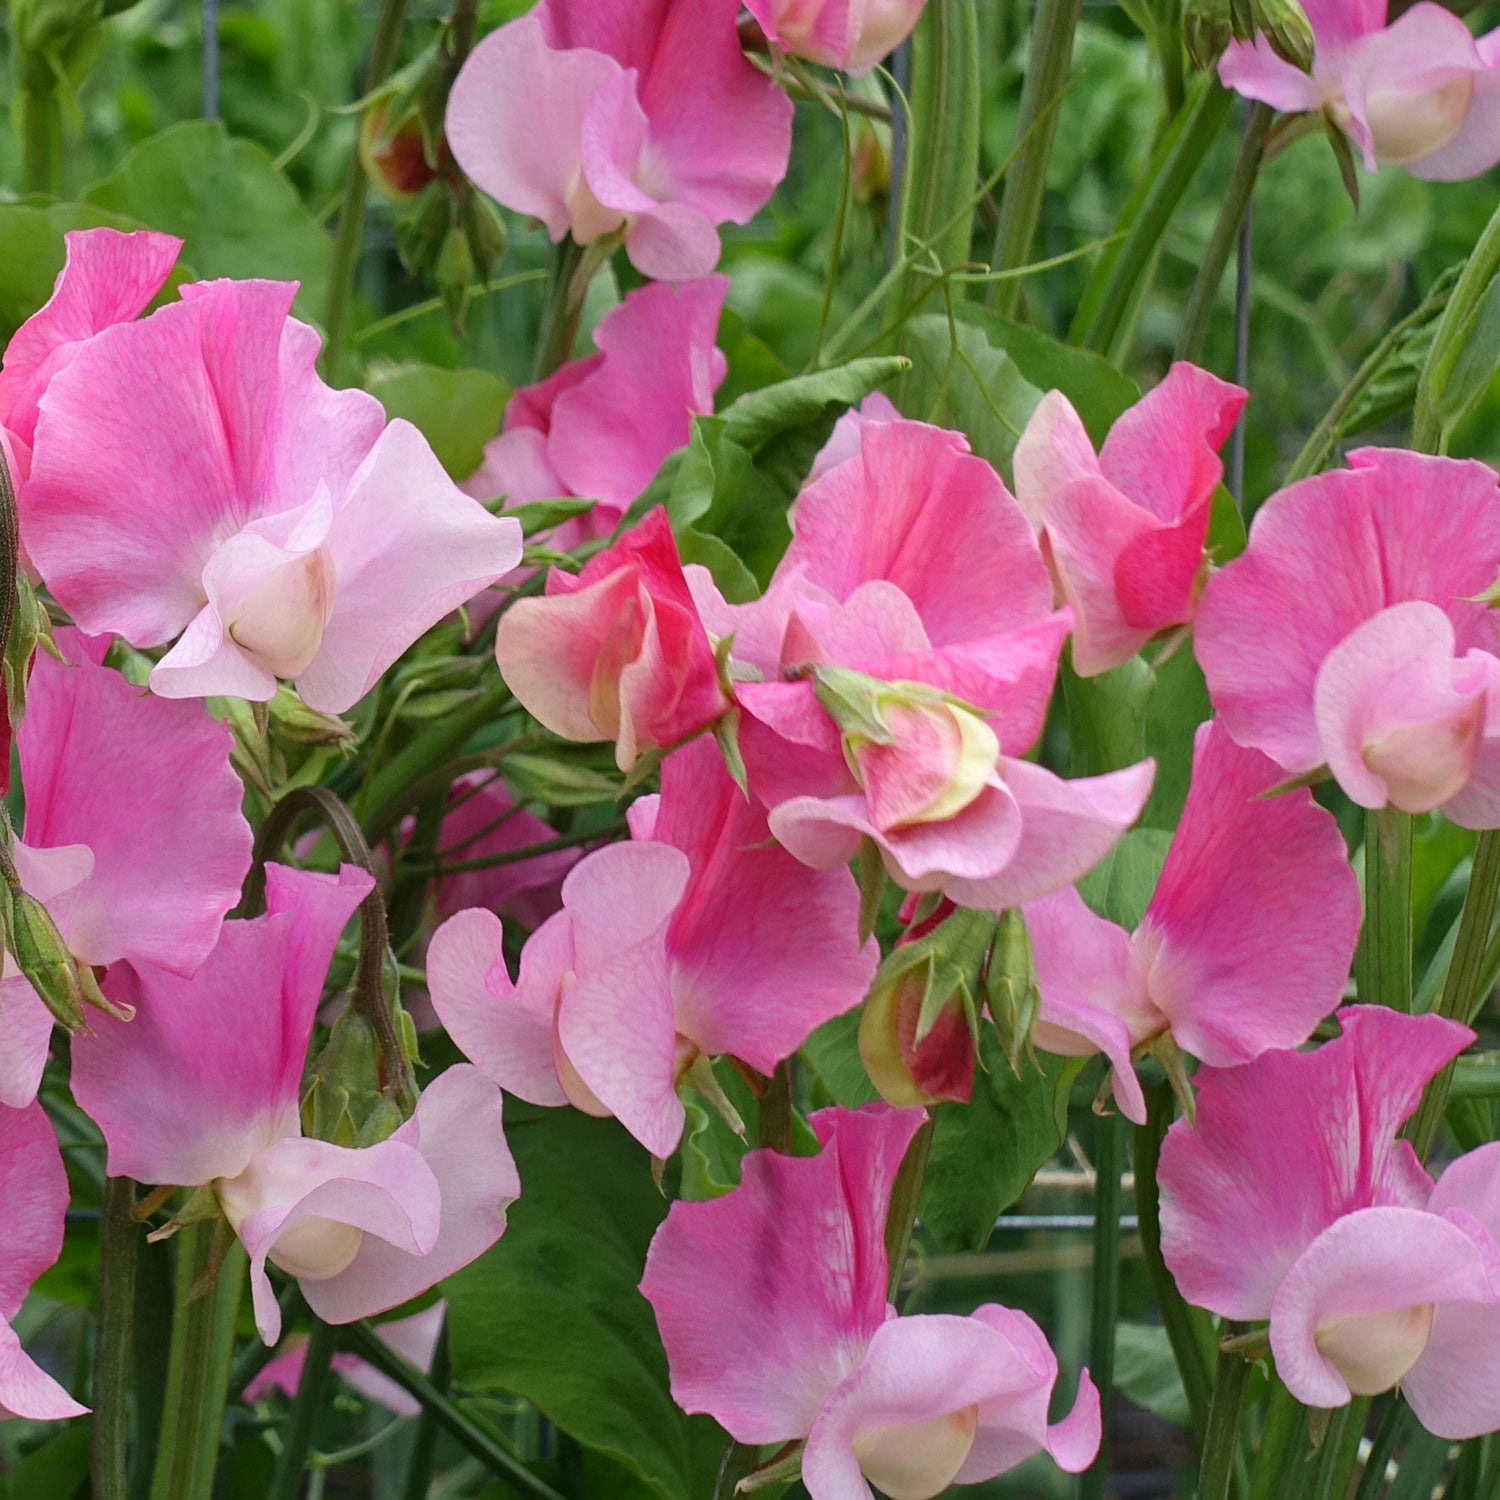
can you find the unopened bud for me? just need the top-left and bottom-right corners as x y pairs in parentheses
(985, 908), (1040, 1075)
(1254, 0), (1315, 70)
(266, 685), (357, 749)
(1183, 0), (1234, 69)
(9, 890), (86, 1031)
(360, 101), (440, 205)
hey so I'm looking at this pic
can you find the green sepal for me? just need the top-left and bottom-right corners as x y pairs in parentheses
(856, 838), (887, 946)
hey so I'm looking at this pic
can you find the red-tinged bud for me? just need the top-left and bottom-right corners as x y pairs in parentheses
(360, 101), (441, 204)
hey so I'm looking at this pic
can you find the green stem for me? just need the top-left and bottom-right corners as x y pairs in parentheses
(1176, 103), (1273, 365)
(1198, 1327), (1252, 1500)
(418, 817), (631, 877)
(534, 239), (589, 381)
(1248, 1386), (1308, 1500)
(1358, 808), (1413, 1012)
(149, 1227), (247, 1500)
(1134, 1082), (1214, 1440)
(342, 1322), (567, 1500)
(1408, 829), (1500, 1157)
(1308, 1400), (1366, 1500)
(266, 1319), (338, 1500)
(1074, 78), (1233, 356)
(1079, 1115), (1124, 1500)
(93, 1178), (139, 1500)
(1351, 1399), (1407, 1500)
(319, 0), (410, 381)
(987, 0), (1083, 319)
(20, 82), (64, 196)
(400, 1319), (450, 1500)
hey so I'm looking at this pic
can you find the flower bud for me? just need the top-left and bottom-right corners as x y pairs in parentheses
(1183, 0), (1234, 69)
(360, 101), (440, 206)
(9, 888), (85, 1031)
(985, 908), (1040, 1075)
(1254, 0), (1315, 71)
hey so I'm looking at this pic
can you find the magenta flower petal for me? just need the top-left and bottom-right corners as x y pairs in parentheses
(0, 984), (57, 1111)
(640, 1104), (923, 1444)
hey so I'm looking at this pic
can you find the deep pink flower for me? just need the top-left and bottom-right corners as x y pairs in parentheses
(1012, 363), (1246, 676)
(694, 419), (1154, 906)
(71, 864), (517, 1343)
(0, 227), (181, 488)
(24, 279), (521, 712)
(445, 0), (793, 279)
(1025, 720), (1360, 1122)
(1196, 448), (1500, 825)
(463, 277), (727, 552)
(493, 506), (730, 771)
(640, 1105), (1099, 1498)
(746, 0), (929, 75)
(1221, 0), (1500, 179)
(0, 1103), (87, 1420)
(0, 628), (251, 1108)
(1160, 1007), (1500, 1432)
(427, 737), (877, 1158)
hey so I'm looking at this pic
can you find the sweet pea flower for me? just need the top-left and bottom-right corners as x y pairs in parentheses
(1220, 0), (1500, 179)
(24, 277), (521, 712)
(640, 1104), (1100, 1499)
(0, 1102), (87, 1420)
(493, 506), (730, 771)
(0, 628), (251, 1108)
(1160, 1006), (1500, 1434)
(0, 227), (181, 490)
(445, 0), (793, 279)
(1196, 448), (1500, 825)
(745, 0), (929, 76)
(71, 863), (517, 1344)
(1023, 720), (1360, 1122)
(428, 738), (877, 1158)
(696, 419), (1154, 906)
(463, 277), (727, 552)
(1011, 363), (1246, 677)
(806, 392), (901, 484)
(245, 1302), (444, 1418)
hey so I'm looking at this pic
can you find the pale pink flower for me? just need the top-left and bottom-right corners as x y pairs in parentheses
(463, 277), (727, 554)
(71, 864), (517, 1344)
(427, 738), (876, 1158)
(1196, 448), (1500, 825)
(1160, 1007), (1500, 1433)
(23, 279), (521, 712)
(493, 506), (730, 771)
(0, 1103), (87, 1420)
(1221, 0), (1500, 179)
(0, 629), (251, 1108)
(746, 0), (929, 75)
(1024, 720), (1360, 1122)
(1012, 363), (1246, 676)
(445, 0), (793, 279)
(640, 1105), (1099, 1499)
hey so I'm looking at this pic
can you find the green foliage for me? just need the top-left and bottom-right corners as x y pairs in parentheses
(367, 363), (510, 480)
(0, 201), (141, 343)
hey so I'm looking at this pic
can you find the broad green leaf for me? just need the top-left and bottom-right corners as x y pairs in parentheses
(919, 1033), (1075, 1252)
(1061, 655), (1152, 778)
(802, 1008), (881, 1109)
(1077, 826), (1174, 929)
(84, 121), (332, 318)
(1141, 645), (1214, 830)
(1114, 1323), (1191, 1430)
(676, 527), (759, 605)
(1, 1425), (89, 1500)
(444, 1106), (722, 1500)
(718, 356), (907, 453)
(1205, 484), (1247, 563)
(366, 363), (510, 480)
(1431, 268), (1500, 435)
(0, 201), (144, 343)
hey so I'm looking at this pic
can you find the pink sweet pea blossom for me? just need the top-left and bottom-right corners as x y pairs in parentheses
(463, 277), (727, 552)
(0, 628), (251, 1108)
(71, 863), (517, 1344)
(696, 419), (1154, 906)
(493, 506), (730, 771)
(0, 227), (181, 490)
(1012, 363), (1246, 677)
(1196, 448), (1500, 825)
(1024, 720), (1360, 1122)
(427, 738), (877, 1158)
(0, 1103), (87, 1420)
(1220, 0), (1500, 180)
(23, 278), (521, 712)
(245, 1303), (444, 1417)
(445, 0), (793, 279)
(640, 1104), (1099, 1498)
(745, 0), (929, 76)
(1160, 1007), (1500, 1433)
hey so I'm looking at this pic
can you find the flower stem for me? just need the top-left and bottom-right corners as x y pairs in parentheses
(1197, 1326), (1252, 1500)
(266, 1319), (338, 1500)
(1248, 1385), (1307, 1500)
(149, 1226), (247, 1500)
(1308, 1399), (1366, 1500)
(400, 1318), (450, 1500)
(987, 0), (1083, 319)
(93, 1178), (139, 1500)
(319, 0), (410, 382)
(1357, 808), (1413, 1012)
(883, 1114), (934, 1303)
(1176, 103), (1273, 366)
(1078, 1113), (1124, 1500)
(1350, 1398), (1407, 1500)
(534, 239), (589, 381)
(1408, 829), (1500, 1156)
(20, 81), (64, 196)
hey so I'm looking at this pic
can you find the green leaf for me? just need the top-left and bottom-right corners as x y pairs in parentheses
(366, 363), (510, 480)
(444, 1106), (723, 1500)
(1061, 654), (1152, 778)
(1, 1425), (89, 1500)
(718, 356), (906, 453)
(1204, 483), (1246, 563)
(1114, 1323), (1191, 1430)
(1077, 827), (1174, 929)
(1430, 267), (1500, 435)
(919, 1033), (1076, 1252)
(508, 497), (597, 537)
(83, 120), (332, 319)
(1141, 645), (1215, 829)
(0, 201), (145, 344)
(802, 1008), (881, 1109)
(676, 527), (759, 605)
(503, 751), (621, 808)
